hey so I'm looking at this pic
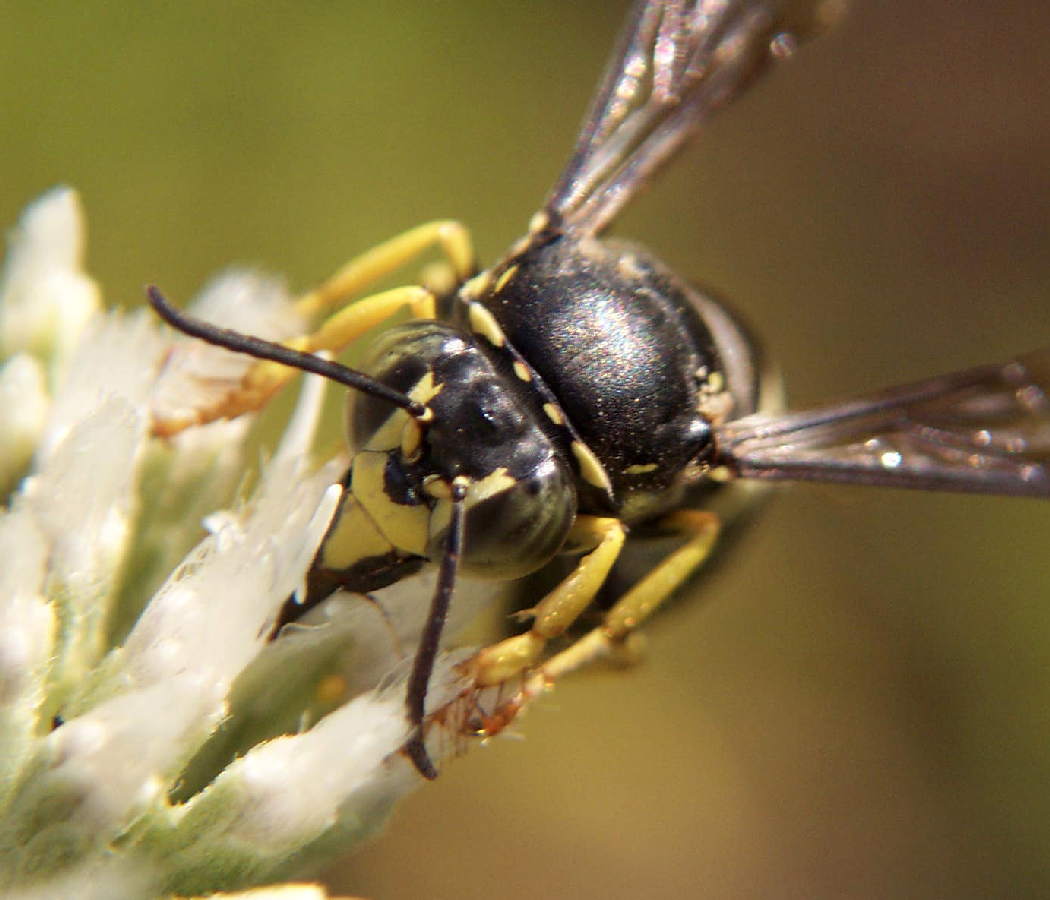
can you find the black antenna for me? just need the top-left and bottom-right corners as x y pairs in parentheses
(403, 478), (467, 779)
(147, 286), (427, 418)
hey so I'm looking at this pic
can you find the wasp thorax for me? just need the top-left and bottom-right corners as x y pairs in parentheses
(473, 234), (763, 522)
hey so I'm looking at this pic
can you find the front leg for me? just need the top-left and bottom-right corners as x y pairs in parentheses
(471, 516), (626, 687)
(542, 509), (721, 681)
(453, 509), (721, 744)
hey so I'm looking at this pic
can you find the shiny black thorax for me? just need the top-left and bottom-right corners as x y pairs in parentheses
(465, 232), (746, 523)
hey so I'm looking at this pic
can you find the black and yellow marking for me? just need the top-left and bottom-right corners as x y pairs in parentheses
(539, 510), (721, 681)
(572, 440), (614, 494)
(459, 270), (492, 301)
(466, 301), (506, 348)
(494, 264), (519, 294)
(473, 515), (625, 685)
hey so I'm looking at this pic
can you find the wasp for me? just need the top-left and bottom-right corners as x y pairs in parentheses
(147, 0), (1050, 780)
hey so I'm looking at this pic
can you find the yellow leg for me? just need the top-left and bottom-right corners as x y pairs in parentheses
(472, 516), (626, 687)
(294, 220), (475, 319)
(157, 221), (474, 432)
(540, 510), (721, 682)
(229, 285), (437, 416)
(418, 260), (461, 299)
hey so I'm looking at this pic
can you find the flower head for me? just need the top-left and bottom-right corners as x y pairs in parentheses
(0, 189), (518, 899)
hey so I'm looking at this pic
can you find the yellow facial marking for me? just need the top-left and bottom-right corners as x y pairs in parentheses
(706, 371), (724, 394)
(423, 474), (451, 499)
(365, 408), (408, 453)
(400, 417), (423, 461)
(411, 370), (443, 405)
(465, 467), (514, 506)
(542, 402), (565, 426)
(424, 469), (513, 506)
(365, 372), (441, 452)
(319, 497), (395, 570)
(494, 264), (519, 294)
(572, 441), (613, 493)
(623, 462), (658, 475)
(512, 360), (532, 382)
(467, 302), (506, 348)
(425, 470), (515, 550)
(351, 451), (429, 555)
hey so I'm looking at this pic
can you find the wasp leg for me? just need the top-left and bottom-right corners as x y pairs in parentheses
(418, 259), (461, 300)
(294, 219), (475, 319)
(154, 221), (475, 434)
(471, 516), (626, 687)
(541, 509), (721, 682)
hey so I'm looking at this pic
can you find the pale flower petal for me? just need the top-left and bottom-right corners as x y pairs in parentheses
(0, 353), (48, 494)
(150, 270), (305, 431)
(0, 186), (100, 367)
(16, 396), (146, 695)
(3, 858), (156, 900)
(118, 466), (341, 693)
(183, 885), (351, 900)
(0, 508), (54, 810)
(35, 311), (162, 463)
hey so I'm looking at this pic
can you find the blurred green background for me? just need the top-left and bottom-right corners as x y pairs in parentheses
(3, 1), (1049, 897)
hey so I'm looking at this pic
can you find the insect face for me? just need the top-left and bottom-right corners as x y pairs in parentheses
(346, 321), (577, 581)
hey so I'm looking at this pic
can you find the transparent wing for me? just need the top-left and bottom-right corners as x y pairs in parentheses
(544, 0), (791, 235)
(716, 348), (1050, 498)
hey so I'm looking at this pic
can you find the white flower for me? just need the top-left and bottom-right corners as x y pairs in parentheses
(0, 187), (100, 370)
(0, 189), (536, 899)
